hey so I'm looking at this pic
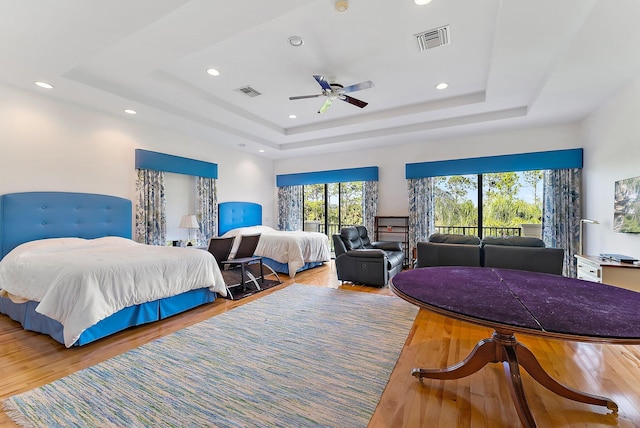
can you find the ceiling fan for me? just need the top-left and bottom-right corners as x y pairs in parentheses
(289, 75), (374, 114)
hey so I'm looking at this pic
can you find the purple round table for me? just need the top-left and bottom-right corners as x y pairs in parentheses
(390, 266), (640, 428)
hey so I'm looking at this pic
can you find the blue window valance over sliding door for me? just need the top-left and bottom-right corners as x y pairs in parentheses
(405, 148), (583, 179)
(277, 166), (378, 187)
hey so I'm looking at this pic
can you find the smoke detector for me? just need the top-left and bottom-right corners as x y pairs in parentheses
(335, 0), (348, 12)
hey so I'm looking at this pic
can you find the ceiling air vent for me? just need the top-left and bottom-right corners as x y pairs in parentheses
(235, 86), (262, 97)
(415, 25), (450, 52)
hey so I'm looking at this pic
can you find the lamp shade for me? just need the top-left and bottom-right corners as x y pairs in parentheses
(179, 214), (199, 229)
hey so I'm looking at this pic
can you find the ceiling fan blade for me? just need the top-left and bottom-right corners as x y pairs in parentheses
(289, 94), (322, 100)
(341, 95), (368, 108)
(317, 98), (333, 114)
(313, 75), (332, 91)
(342, 80), (374, 93)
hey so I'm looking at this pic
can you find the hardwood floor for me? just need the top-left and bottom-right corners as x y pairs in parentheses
(1, 262), (639, 427)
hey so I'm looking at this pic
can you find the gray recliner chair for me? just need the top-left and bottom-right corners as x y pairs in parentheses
(333, 226), (404, 287)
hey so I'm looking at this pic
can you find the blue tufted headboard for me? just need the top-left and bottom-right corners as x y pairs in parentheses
(217, 201), (262, 236)
(0, 192), (132, 259)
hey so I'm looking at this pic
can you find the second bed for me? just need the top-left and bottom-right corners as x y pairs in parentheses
(218, 202), (330, 277)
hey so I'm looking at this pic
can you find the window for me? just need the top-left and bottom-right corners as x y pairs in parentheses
(434, 170), (543, 238)
(303, 181), (364, 241)
(277, 166), (378, 240)
(303, 183), (326, 234)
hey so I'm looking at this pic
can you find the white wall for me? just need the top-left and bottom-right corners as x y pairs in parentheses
(274, 124), (582, 217)
(7, 77), (637, 258)
(581, 77), (640, 258)
(274, 85), (640, 260)
(165, 173), (197, 242)
(0, 83), (276, 240)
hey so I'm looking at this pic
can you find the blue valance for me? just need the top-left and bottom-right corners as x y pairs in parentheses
(405, 148), (583, 179)
(277, 166), (378, 187)
(135, 149), (218, 178)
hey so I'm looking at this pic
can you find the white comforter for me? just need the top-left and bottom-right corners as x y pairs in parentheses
(0, 237), (226, 347)
(222, 226), (330, 277)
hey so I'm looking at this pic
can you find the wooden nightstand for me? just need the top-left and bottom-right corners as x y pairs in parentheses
(575, 255), (640, 292)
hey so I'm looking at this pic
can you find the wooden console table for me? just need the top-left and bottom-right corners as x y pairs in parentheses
(575, 255), (640, 292)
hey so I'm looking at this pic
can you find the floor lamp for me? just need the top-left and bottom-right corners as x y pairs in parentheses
(179, 214), (200, 246)
(579, 219), (599, 255)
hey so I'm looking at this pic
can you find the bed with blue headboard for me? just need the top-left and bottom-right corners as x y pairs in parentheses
(218, 201), (330, 277)
(0, 191), (226, 347)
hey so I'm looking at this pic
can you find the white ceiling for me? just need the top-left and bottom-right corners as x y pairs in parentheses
(2, 0), (640, 159)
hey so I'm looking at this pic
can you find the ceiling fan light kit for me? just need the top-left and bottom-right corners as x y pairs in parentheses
(335, 0), (348, 12)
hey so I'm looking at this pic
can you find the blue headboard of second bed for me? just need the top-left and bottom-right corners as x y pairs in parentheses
(217, 201), (262, 236)
(0, 191), (132, 259)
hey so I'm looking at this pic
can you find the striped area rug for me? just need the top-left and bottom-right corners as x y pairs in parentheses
(4, 284), (418, 427)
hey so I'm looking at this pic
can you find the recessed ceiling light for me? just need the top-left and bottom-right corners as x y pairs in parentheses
(124, 109), (137, 115)
(35, 81), (54, 89)
(415, 0), (433, 5)
(288, 36), (304, 47)
(259, 149), (265, 153)
(206, 68), (220, 76)
(435, 82), (449, 90)
(289, 114), (297, 119)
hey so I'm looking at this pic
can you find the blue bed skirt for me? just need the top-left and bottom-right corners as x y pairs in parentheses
(261, 257), (325, 276)
(0, 288), (217, 347)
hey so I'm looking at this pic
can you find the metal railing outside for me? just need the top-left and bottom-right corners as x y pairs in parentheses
(304, 223), (358, 236)
(306, 223), (525, 257)
(304, 222), (359, 252)
(434, 225), (522, 237)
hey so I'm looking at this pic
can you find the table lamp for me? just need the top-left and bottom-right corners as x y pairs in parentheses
(179, 214), (199, 246)
(579, 218), (599, 255)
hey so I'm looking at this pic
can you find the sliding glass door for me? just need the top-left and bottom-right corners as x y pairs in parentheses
(482, 170), (543, 238)
(433, 171), (543, 238)
(338, 181), (363, 232)
(303, 181), (364, 247)
(303, 184), (325, 234)
(434, 174), (479, 235)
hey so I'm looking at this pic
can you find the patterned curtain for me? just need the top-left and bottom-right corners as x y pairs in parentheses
(362, 180), (379, 233)
(407, 177), (435, 265)
(135, 169), (166, 245)
(278, 185), (303, 231)
(542, 168), (582, 277)
(196, 177), (217, 245)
